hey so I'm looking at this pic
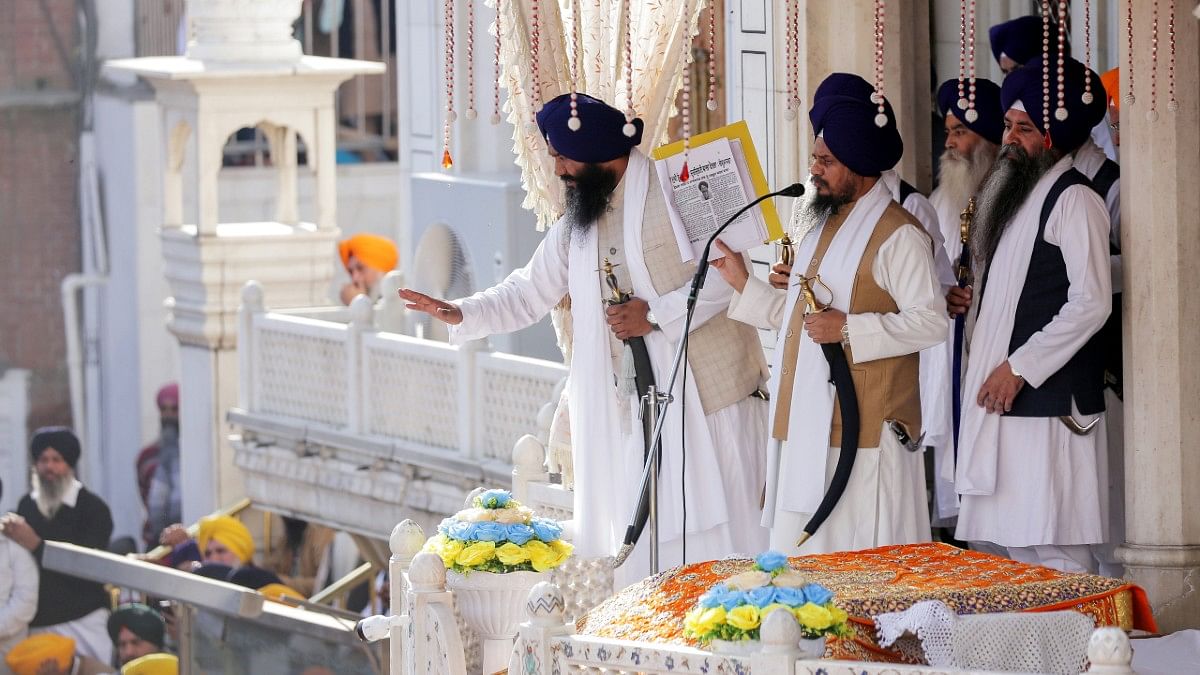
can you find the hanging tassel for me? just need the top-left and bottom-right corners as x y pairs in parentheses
(618, 345), (638, 398)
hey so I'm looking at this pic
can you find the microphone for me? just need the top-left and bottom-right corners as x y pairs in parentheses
(612, 181), (806, 569)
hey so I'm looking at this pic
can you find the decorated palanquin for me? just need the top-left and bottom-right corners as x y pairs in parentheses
(577, 542), (1158, 664)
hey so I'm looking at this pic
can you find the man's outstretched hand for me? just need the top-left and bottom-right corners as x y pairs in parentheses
(398, 288), (464, 325)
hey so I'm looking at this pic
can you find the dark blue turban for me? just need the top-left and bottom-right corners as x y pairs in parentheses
(809, 73), (903, 173)
(228, 565), (283, 590)
(810, 95), (901, 178)
(1000, 56), (1108, 153)
(535, 93), (643, 164)
(937, 78), (1005, 145)
(989, 15), (1070, 69)
(30, 426), (81, 468)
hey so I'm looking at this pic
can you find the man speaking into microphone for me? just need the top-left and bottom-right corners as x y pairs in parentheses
(712, 78), (948, 555)
(400, 94), (769, 585)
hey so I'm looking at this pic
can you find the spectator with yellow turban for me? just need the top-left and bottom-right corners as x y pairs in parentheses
(195, 516), (253, 566)
(337, 233), (399, 305)
(5, 633), (113, 675)
(121, 653), (177, 675)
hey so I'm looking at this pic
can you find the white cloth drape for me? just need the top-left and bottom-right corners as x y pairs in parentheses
(492, 0), (706, 228)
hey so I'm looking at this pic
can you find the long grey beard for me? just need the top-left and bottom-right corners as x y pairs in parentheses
(969, 144), (1056, 276)
(937, 142), (998, 212)
(32, 471), (73, 519)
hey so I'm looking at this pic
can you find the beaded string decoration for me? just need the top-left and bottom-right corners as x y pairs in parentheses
(1125, 1), (1136, 106)
(1054, 0), (1069, 121)
(465, 0), (477, 121)
(678, 0), (695, 181)
(442, 0), (456, 169)
(965, 0), (978, 122)
(1082, 0), (1094, 104)
(1041, 0), (1052, 147)
(622, 0), (637, 137)
(1148, 0), (1159, 121)
(531, 0), (543, 117)
(706, 0), (718, 113)
(491, 0), (502, 125)
(957, 0), (968, 110)
(784, 0), (799, 120)
(567, 0), (582, 130)
(872, 0), (887, 128)
(1168, 0), (1178, 113)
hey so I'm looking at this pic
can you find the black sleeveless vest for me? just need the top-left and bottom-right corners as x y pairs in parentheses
(1005, 168), (1107, 417)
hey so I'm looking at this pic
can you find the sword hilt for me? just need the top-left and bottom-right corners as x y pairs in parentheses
(612, 543), (635, 569)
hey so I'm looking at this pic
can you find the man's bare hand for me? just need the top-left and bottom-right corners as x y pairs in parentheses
(947, 286), (973, 317)
(605, 297), (653, 340)
(708, 239), (749, 293)
(976, 360), (1025, 414)
(769, 262), (793, 289)
(398, 288), (463, 325)
(159, 523), (188, 548)
(339, 281), (367, 305)
(0, 514), (41, 553)
(802, 309), (847, 344)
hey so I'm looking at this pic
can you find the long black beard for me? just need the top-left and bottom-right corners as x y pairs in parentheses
(802, 178), (855, 223)
(563, 163), (619, 241)
(970, 143), (1057, 272)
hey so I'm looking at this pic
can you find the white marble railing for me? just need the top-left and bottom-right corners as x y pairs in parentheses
(234, 281), (567, 466)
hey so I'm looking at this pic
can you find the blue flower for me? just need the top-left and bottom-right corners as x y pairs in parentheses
(505, 523), (536, 545)
(471, 522), (508, 542)
(437, 517), (455, 535)
(698, 584), (729, 609)
(479, 489), (512, 509)
(802, 583), (834, 606)
(719, 589), (747, 611)
(746, 585), (778, 608)
(530, 517), (563, 542)
(446, 520), (476, 541)
(772, 586), (806, 607)
(755, 550), (789, 573)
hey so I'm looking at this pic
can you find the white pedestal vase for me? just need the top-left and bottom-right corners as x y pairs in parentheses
(447, 569), (549, 675)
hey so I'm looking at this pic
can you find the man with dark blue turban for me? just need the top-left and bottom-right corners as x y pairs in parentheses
(949, 53), (1114, 575)
(712, 81), (949, 554)
(400, 93), (770, 583)
(989, 15), (1069, 76)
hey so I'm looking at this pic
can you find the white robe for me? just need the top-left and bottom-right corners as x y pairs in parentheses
(954, 156), (1113, 548)
(728, 180), (948, 555)
(449, 150), (767, 585)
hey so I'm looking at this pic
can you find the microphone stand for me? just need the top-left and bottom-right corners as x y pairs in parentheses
(612, 182), (806, 570)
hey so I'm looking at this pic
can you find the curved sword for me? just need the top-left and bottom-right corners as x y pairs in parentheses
(792, 273), (861, 548)
(951, 198), (975, 461)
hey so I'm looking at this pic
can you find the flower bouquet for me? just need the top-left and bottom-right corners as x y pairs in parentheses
(683, 551), (851, 657)
(422, 489), (574, 574)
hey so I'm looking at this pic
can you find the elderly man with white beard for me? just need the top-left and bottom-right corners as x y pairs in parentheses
(948, 57), (1113, 574)
(0, 427), (114, 662)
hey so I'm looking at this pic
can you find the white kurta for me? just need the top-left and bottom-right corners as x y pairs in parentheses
(728, 180), (948, 555)
(954, 156), (1113, 548)
(449, 150), (767, 585)
(1073, 138), (1122, 293)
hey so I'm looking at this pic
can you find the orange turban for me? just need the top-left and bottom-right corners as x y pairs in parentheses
(121, 653), (179, 675)
(259, 582), (306, 603)
(5, 634), (74, 675)
(1100, 68), (1120, 111)
(196, 515), (254, 564)
(338, 234), (398, 273)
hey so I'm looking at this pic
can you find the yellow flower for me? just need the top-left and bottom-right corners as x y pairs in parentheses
(726, 605), (761, 631)
(794, 602), (833, 631)
(455, 541), (496, 567)
(495, 542), (530, 566)
(435, 537), (465, 568)
(829, 606), (849, 626)
(683, 607), (704, 634)
(523, 540), (558, 571)
(549, 539), (574, 566)
(761, 603), (791, 617)
(693, 607), (726, 634)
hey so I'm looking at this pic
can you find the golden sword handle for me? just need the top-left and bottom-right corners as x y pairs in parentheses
(957, 197), (976, 285)
(599, 257), (628, 305)
(795, 274), (831, 314)
(779, 233), (796, 268)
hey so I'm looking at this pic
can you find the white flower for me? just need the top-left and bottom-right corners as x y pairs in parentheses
(770, 570), (810, 588)
(493, 508), (528, 524)
(725, 570), (772, 591)
(456, 507), (496, 522)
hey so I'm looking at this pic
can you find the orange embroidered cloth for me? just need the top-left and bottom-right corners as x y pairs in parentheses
(577, 542), (1157, 663)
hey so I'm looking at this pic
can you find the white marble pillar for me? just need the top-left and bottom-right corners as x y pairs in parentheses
(1114, 0), (1200, 632)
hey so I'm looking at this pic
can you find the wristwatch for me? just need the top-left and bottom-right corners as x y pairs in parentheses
(646, 310), (661, 332)
(840, 321), (850, 346)
(1009, 362), (1024, 380)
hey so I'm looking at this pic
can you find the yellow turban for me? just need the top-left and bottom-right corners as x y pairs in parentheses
(5, 634), (74, 675)
(196, 515), (254, 564)
(259, 582), (306, 603)
(121, 653), (179, 675)
(1100, 68), (1120, 112)
(338, 234), (399, 273)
